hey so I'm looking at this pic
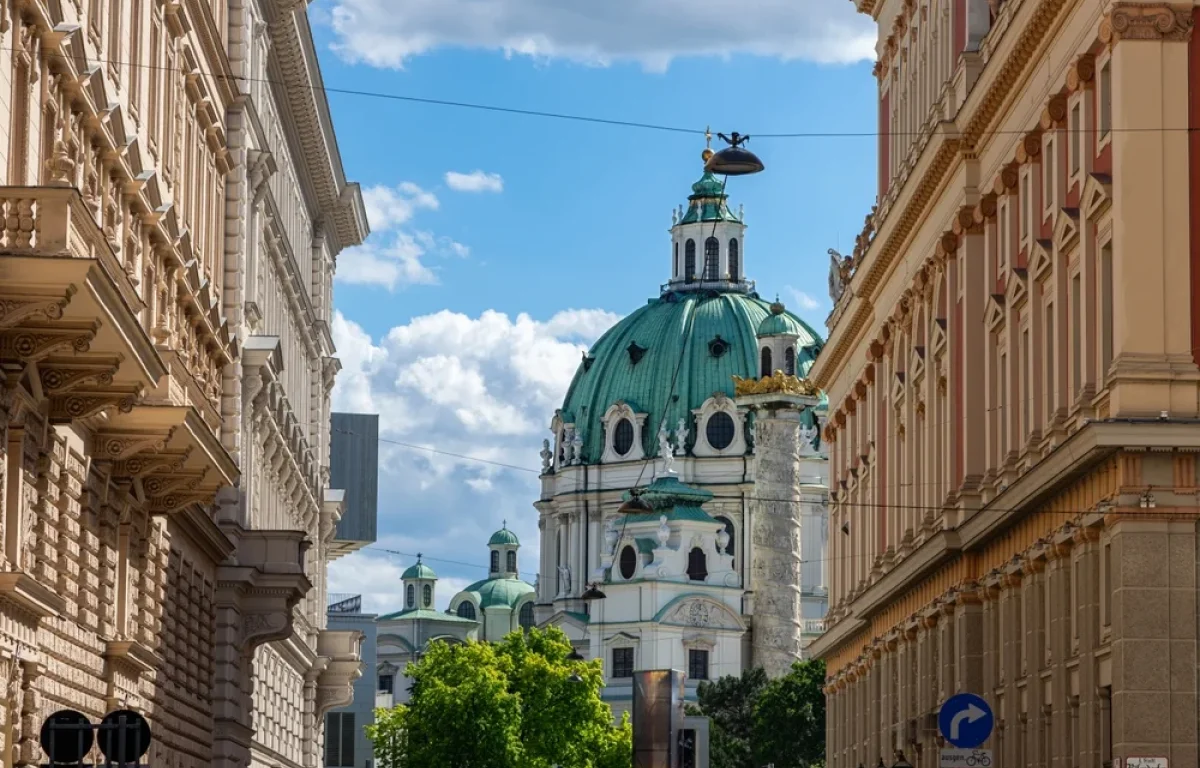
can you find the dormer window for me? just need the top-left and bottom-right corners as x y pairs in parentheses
(693, 395), (747, 457)
(613, 419), (634, 456)
(705, 412), (735, 451)
(457, 601), (476, 620)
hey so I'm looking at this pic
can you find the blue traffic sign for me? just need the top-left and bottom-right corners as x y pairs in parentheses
(938, 693), (994, 749)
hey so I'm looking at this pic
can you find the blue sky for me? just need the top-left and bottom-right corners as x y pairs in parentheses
(316, 0), (881, 611)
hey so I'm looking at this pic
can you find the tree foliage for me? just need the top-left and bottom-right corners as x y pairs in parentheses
(751, 659), (826, 768)
(687, 667), (769, 768)
(365, 627), (631, 768)
(689, 660), (826, 768)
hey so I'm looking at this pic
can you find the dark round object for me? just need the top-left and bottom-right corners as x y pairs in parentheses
(618, 494), (653, 515)
(97, 710), (152, 764)
(706, 411), (736, 451)
(40, 710), (94, 764)
(613, 418), (634, 456)
(705, 146), (765, 176)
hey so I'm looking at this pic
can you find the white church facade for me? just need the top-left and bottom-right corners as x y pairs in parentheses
(533, 147), (831, 714)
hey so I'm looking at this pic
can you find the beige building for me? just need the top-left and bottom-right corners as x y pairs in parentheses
(0, 2), (366, 768)
(809, 0), (1200, 767)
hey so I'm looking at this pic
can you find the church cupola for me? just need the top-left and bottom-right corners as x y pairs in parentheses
(488, 522), (521, 578)
(756, 299), (806, 378)
(667, 130), (749, 294)
(401, 555), (437, 611)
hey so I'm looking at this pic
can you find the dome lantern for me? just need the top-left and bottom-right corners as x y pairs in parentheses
(488, 521), (521, 577)
(401, 554), (438, 612)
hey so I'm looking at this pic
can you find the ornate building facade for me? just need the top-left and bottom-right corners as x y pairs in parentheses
(0, 1), (366, 768)
(534, 152), (831, 716)
(224, 3), (369, 768)
(810, 1), (1200, 767)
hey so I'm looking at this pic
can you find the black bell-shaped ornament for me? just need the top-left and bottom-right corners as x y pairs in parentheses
(705, 131), (765, 176)
(617, 489), (653, 515)
(581, 583), (607, 601)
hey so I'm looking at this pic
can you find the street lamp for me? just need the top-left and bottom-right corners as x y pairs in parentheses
(618, 488), (652, 515)
(704, 132), (765, 176)
(581, 582), (607, 601)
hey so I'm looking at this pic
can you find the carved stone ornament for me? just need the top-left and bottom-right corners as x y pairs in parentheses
(1100, 3), (1194, 44)
(670, 599), (737, 629)
(732, 370), (820, 397)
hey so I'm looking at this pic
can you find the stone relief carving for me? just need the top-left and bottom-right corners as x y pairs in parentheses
(668, 599), (738, 629)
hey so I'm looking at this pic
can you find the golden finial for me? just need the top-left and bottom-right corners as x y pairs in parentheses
(702, 125), (714, 163)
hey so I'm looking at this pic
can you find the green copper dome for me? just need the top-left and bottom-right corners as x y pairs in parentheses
(678, 172), (742, 225)
(460, 577), (536, 610)
(488, 525), (520, 547)
(560, 291), (823, 462)
(402, 561), (437, 580)
(757, 301), (807, 337)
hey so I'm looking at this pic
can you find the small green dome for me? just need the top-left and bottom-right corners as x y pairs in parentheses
(461, 577), (535, 609)
(757, 301), (807, 337)
(402, 560), (437, 580)
(488, 524), (520, 547)
(691, 172), (726, 197)
(677, 172), (742, 225)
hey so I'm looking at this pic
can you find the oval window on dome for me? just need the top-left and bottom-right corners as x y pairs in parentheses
(706, 411), (736, 451)
(619, 545), (637, 579)
(613, 418), (635, 456)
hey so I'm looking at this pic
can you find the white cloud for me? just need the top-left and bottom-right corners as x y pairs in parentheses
(337, 183), (468, 290)
(787, 287), (821, 312)
(445, 170), (505, 194)
(327, 307), (621, 613)
(326, 0), (876, 72)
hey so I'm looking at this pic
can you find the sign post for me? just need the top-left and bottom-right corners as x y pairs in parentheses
(937, 694), (994, 768)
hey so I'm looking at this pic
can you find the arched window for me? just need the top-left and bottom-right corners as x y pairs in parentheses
(714, 515), (735, 557)
(760, 347), (772, 378)
(506, 550), (517, 573)
(519, 602), (535, 630)
(685, 239), (696, 280)
(785, 346), (796, 376)
(422, 584), (432, 607)
(490, 550), (500, 573)
(687, 548), (708, 581)
(728, 239), (740, 280)
(457, 601), (476, 620)
(703, 237), (720, 280)
(706, 411), (735, 451)
(613, 418), (634, 456)
(619, 545), (638, 580)
(406, 584), (415, 609)
(674, 242), (680, 277)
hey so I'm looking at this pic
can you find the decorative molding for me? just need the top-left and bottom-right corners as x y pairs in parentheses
(1100, 3), (1194, 44)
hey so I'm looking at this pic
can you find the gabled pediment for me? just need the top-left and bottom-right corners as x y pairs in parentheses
(1054, 207), (1080, 252)
(1032, 239), (1054, 282)
(1082, 173), (1113, 220)
(987, 293), (1006, 331)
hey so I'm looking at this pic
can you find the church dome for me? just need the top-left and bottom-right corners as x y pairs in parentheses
(488, 526), (520, 547)
(402, 561), (437, 580)
(757, 300), (807, 337)
(560, 291), (823, 462)
(460, 577), (536, 609)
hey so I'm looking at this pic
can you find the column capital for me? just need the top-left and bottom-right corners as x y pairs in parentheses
(1100, 3), (1194, 45)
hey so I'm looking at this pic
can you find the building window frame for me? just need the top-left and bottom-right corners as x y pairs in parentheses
(691, 395), (747, 458)
(1097, 52), (1113, 151)
(601, 402), (648, 463)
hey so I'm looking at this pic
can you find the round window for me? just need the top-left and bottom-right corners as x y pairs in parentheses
(619, 545), (637, 579)
(613, 418), (635, 456)
(706, 411), (736, 451)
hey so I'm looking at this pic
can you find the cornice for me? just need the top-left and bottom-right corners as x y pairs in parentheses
(264, 6), (368, 255)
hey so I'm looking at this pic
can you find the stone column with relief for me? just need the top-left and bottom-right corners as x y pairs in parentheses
(735, 372), (819, 678)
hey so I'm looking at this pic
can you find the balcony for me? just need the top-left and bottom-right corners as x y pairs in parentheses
(801, 619), (827, 635)
(0, 187), (238, 514)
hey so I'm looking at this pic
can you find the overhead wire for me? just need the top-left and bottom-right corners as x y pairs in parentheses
(17, 45), (1200, 140)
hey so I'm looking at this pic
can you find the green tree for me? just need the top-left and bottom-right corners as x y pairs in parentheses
(365, 705), (409, 768)
(686, 667), (769, 768)
(364, 627), (631, 768)
(751, 659), (827, 768)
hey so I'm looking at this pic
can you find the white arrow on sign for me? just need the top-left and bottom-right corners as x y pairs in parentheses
(949, 703), (987, 741)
